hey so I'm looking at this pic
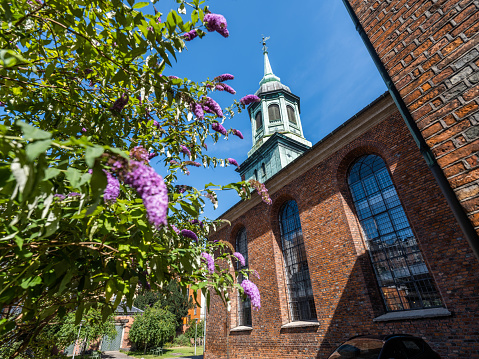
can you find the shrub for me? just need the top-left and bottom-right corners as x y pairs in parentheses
(128, 303), (176, 354)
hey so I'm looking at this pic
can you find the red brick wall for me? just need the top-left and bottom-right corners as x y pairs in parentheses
(205, 111), (479, 358)
(346, 0), (479, 229)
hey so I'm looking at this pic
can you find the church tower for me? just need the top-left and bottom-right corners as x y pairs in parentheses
(238, 39), (312, 182)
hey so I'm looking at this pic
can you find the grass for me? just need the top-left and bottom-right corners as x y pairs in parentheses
(121, 346), (204, 358)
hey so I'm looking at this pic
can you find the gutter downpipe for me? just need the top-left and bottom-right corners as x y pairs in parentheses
(341, 0), (479, 262)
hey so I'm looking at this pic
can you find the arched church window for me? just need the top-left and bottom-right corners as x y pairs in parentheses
(236, 228), (251, 326)
(348, 154), (443, 312)
(268, 104), (281, 122)
(287, 105), (297, 125)
(254, 169), (258, 181)
(279, 200), (316, 321)
(255, 111), (262, 130)
(261, 163), (266, 178)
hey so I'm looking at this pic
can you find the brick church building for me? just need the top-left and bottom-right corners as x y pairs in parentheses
(205, 2), (479, 357)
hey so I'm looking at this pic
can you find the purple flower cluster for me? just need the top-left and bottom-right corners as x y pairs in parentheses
(185, 161), (201, 167)
(233, 252), (245, 267)
(149, 152), (158, 160)
(241, 279), (261, 310)
(227, 158), (239, 167)
(211, 122), (227, 136)
(81, 127), (87, 133)
(180, 145), (191, 158)
(201, 252), (215, 274)
(68, 192), (81, 197)
(124, 160), (168, 227)
(103, 170), (120, 203)
(204, 191), (217, 207)
(171, 224), (180, 234)
(215, 83), (236, 94)
(183, 29), (198, 41)
(54, 194), (66, 201)
(190, 219), (204, 228)
(181, 229), (198, 241)
(130, 146), (150, 163)
(253, 270), (260, 279)
(214, 73), (234, 82)
(203, 97), (223, 118)
(176, 185), (191, 194)
(190, 102), (204, 120)
(232, 129), (244, 139)
(203, 13), (229, 38)
(110, 93), (129, 113)
(240, 94), (261, 106)
(153, 120), (160, 129)
(248, 179), (272, 205)
(168, 75), (179, 79)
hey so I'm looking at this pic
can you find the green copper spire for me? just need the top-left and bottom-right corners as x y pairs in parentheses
(260, 36), (281, 86)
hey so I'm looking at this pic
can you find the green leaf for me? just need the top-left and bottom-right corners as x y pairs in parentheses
(20, 276), (42, 289)
(17, 121), (52, 141)
(0, 164), (11, 188)
(25, 139), (51, 162)
(75, 302), (85, 325)
(85, 145), (104, 168)
(44, 168), (61, 181)
(65, 167), (82, 188)
(14, 236), (23, 251)
(133, 1), (149, 9)
(0, 49), (31, 68)
(180, 201), (199, 217)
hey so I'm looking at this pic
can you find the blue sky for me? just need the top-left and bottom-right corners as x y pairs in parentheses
(1, 1), (386, 222)
(151, 0), (388, 221)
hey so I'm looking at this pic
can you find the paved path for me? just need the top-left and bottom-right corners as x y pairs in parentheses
(102, 351), (203, 359)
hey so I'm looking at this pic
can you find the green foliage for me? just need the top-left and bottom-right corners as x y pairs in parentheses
(52, 308), (116, 351)
(158, 281), (192, 330)
(133, 291), (161, 311)
(134, 281), (192, 331)
(184, 319), (204, 339)
(128, 303), (175, 352)
(172, 333), (190, 347)
(0, 0), (262, 356)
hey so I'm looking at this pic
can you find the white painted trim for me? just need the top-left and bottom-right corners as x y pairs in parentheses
(119, 324), (125, 350)
(281, 320), (320, 329)
(230, 325), (253, 332)
(373, 308), (451, 322)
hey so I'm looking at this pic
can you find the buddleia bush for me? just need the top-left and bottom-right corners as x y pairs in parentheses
(0, 0), (265, 356)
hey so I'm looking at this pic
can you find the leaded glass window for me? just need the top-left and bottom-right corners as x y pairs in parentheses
(348, 155), (443, 311)
(279, 201), (317, 321)
(255, 111), (262, 130)
(268, 104), (281, 122)
(287, 105), (296, 125)
(236, 228), (251, 326)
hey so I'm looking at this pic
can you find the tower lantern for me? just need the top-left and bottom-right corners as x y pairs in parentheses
(238, 39), (312, 182)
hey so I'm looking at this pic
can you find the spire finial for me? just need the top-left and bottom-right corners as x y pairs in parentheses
(261, 35), (270, 54)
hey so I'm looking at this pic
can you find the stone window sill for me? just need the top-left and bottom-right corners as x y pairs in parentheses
(373, 308), (452, 322)
(281, 320), (320, 329)
(230, 325), (253, 332)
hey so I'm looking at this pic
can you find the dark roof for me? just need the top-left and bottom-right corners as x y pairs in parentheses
(115, 305), (144, 314)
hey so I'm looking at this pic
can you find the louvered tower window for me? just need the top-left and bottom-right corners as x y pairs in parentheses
(287, 105), (296, 125)
(268, 104), (281, 122)
(236, 228), (251, 326)
(348, 155), (443, 311)
(280, 200), (317, 321)
(255, 111), (262, 130)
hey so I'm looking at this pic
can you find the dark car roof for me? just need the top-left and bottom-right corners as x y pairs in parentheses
(349, 334), (415, 341)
